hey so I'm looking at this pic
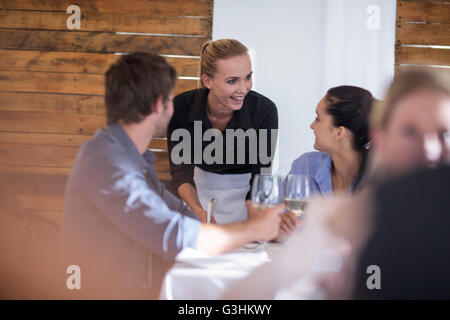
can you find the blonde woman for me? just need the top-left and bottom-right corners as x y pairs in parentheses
(168, 39), (278, 224)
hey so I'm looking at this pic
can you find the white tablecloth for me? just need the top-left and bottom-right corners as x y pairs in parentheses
(159, 242), (284, 300)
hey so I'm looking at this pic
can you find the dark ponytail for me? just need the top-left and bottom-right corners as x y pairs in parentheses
(325, 86), (374, 191)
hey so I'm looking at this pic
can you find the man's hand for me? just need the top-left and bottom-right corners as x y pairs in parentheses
(197, 201), (283, 256)
(246, 201), (283, 241)
(273, 211), (301, 242)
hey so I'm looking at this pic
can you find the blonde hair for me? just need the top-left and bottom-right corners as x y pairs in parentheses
(199, 39), (248, 88)
(371, 68), (450, 129)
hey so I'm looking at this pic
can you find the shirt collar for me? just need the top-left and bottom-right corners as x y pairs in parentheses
(186, 88), (253, 130)
(313, 153), (363, 195)
(187, 88), (208, 124)
(313, 154), (333, 194)
(105, 123), (155, 170)
(233, 105), (252, 130)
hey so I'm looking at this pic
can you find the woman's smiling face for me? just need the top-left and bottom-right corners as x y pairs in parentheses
(202, 53), (253, 112)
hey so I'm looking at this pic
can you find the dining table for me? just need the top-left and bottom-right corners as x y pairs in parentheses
(159, 241), (285, 300)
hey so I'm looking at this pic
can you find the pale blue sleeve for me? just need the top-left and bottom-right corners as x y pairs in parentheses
(288, 152), (313, 176)
(79, 151), (201, 260)
(286, 152), (321, 196)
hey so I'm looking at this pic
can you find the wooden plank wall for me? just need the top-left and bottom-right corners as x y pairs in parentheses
(0, 0), (213, 226)
(396, 0), (450, 74)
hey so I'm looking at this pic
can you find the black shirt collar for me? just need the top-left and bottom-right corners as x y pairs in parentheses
(187, 88), (208, 125)
(186, 88), (253, 130)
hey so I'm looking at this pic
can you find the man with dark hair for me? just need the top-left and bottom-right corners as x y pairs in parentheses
(61, 52), (282, 299)
(104, 52), (177, 125)
(352, 165), (450, 299)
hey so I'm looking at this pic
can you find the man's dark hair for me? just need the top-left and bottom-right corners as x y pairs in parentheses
(105, 52), (177, 124)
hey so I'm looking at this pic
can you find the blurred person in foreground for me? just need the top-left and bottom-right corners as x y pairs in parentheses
(223, 68), (450, 299)
(61, 52), (282, 299)
(352, 165), (450, 299)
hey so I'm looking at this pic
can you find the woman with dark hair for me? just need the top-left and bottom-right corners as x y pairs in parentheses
(276, 86), (373, 241)
(289, 85), (373, 194)
(224, 70), (450, 299)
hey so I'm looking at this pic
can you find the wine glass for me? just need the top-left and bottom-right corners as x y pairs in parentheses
(251, 174), (282, 209)
(246, 174), (282, 249)
(284, 174), (313, 218)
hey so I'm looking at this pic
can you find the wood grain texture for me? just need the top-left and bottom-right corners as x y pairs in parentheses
(396, 23), (450, 45)
(0, 10), (211, 36)
(0, 0), (211, 179)
(0, 0), (212, 16)
(0, 165), (171, 180)
(0, 92), (105, 114)
(0, 143), (170, 174)
(0, 131), (168, 150)
(0, 143), (78, 167)
(0, 165), (71, 175)
(398, 1), (450, 23)
(0, 29), (207, 56)
(0, 71), (198, 95)
(0, 132), (91, 146)
(0, 111), (104, 135)
(149, 138), (168, 150)
(399, 0), (450, 2)
(0, 70), (105, 95)
(0, 111), (175, 141)
(395, 65), (450, 77)
(396, 45), (450, 66)
(0, 50), (200, 76)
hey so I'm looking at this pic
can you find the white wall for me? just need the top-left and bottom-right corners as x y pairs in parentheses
(212, 0), (396, 173)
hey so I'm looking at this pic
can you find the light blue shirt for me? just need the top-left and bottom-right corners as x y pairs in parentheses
(61, 123), (201, 297)
(288, 151), (360, 196)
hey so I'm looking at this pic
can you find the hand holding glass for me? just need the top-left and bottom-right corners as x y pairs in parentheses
(246, 174), (281, 249)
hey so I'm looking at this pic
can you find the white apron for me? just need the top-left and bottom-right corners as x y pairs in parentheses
(193, 167), (251, 225)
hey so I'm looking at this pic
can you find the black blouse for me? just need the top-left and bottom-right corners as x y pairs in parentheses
(167, 88), (278, 195)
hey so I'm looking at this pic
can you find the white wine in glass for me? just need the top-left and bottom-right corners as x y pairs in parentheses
(284, 198), (309, 217)
(253, 203), (277, 210)
(284, 174), (313, 217)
